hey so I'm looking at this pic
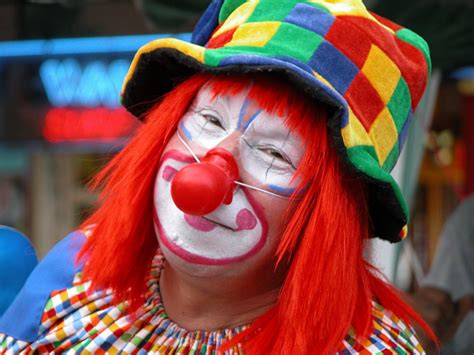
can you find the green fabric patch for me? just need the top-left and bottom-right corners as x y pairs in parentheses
(347, 145), (379, 172)
(204, 46), (269, 66)
(204, 22), (323, 66)
(247, 0), (300, 22)
(264, 22), (324, 62)
(395, 345), (406, 354)
(346, 145), (408, 217)
(382, 142), (399, 171)
(45, 299), (53, 311)
(121, 332), (132, 341)
(73, 338), (91, 351)
(218, 0), (247, 23)
(398, 329), (412, 344)
(132, 336), (144, 346)
(396, 28), (432, 74)
(387, 78), (411, 132)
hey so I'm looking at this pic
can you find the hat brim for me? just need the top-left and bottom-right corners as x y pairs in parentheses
(121, 38), (408, 242)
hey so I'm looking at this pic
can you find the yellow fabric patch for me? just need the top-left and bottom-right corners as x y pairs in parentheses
(308, 0), (367, 18)
(369, 108), (398, 165)
(56, 328), (67, 341)
(121, 39), (205, 94)
(362, 45), (401, 104)
(103, 314), (114, 324)
(307, 0), (395, 33)
(60, 291), (68, 302)
(341, 106), (372, 148)
(224, 21), (281, 47)
(213, 0), (259, 38)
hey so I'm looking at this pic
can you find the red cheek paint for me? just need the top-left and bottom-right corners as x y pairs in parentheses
(236, 208), (257, 231)
(162, 165), (178, 182)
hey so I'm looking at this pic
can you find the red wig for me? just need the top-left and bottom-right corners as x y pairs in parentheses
(78, 73), (435, 353)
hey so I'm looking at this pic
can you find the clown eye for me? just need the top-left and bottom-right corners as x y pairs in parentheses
(204, 114), (225, 129)
(195, 108), (225, 131)
(259, 147), (294, 167)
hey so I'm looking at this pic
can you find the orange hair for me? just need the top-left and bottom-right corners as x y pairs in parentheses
(79, 73), (436, 353)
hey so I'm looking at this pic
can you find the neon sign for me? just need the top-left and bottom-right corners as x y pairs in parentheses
(0, 33), (191, 58)
(40, 58), (130, 108)
(43, 107), (139, 142)
(0, 33), (192, 143)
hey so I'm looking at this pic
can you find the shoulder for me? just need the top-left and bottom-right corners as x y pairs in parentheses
(341, 302), (425, 354)
(0, 230), (88, 344)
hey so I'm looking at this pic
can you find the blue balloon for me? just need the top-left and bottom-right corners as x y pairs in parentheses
(0, 226), (38, 316)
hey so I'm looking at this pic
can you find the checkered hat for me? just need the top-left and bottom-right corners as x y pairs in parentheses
(121, 0), (431, 242)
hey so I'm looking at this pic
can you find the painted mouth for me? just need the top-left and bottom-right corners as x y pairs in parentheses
(184, 214), (235, 232)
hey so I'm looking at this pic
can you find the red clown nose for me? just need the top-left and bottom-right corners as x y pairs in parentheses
(171, 148), (240, 215)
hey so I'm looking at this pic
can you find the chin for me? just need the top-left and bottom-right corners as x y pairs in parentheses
(157, 237), (267, 278)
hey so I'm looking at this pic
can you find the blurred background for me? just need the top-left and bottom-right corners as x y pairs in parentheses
(0, 0), (473, 352)
(0, 0), (472, 328)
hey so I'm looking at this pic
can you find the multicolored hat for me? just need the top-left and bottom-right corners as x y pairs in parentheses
(121, 0), (431, 242)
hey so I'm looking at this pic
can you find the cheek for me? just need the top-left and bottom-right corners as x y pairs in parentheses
(161, 134), (182, 154)
(255, 192), (294, 246)
(239, 170), (294, 228)
(266, 203), (291, 229)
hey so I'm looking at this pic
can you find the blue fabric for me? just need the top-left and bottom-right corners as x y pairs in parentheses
(398, 110), (413, 150)
(0, 226), (38, 316)
(308, 40), (359, 95)
(191, 0), (224, 45)
(0, 231), (86, 342)
(284, 3), (335, 36)
(218, 53), (348, 125)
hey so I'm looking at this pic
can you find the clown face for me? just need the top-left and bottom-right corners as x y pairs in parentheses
(154, 84), (305, 275)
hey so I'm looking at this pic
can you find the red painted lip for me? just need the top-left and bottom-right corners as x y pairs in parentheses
(184, 214), (217, 232)
(154, 149), (268, 266)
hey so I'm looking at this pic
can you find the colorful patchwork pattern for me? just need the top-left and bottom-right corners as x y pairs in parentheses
(0, 252), (424, 354)
(0, 254), (246, 354)
(120, 0), (431, 242)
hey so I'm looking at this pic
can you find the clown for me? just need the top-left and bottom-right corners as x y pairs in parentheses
(0, 0), (436, 353)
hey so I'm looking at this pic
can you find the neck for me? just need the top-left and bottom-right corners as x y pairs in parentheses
(159, 260), (284, 331)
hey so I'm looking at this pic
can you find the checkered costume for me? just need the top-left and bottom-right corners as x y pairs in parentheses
(0, 232), (424, 354)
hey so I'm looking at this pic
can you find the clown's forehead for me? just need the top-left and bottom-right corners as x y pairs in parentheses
(192, 84), (292, 135)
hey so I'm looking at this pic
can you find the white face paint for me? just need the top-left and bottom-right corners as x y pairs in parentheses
(154, 150), (267, 265)
(154, 84), (305, 267)
(179, 86), (305, 196)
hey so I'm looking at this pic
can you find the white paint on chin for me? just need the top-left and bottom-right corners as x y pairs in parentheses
(154, 154), (266, 264)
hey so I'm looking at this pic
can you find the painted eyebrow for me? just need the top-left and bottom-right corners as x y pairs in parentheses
(193, 106), (221, 117)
